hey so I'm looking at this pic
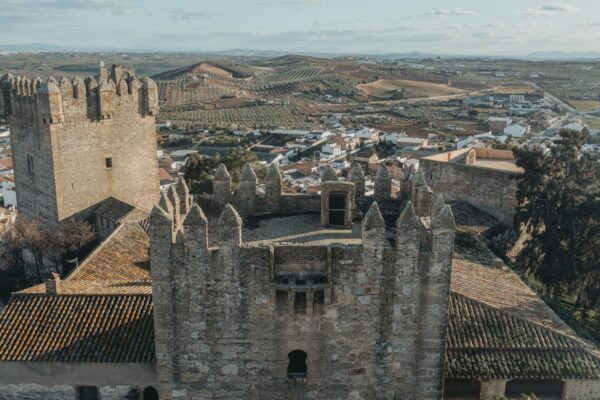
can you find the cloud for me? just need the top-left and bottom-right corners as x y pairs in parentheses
(1, 0), (132, 22)
(413, 9), (477, 18)
(524, 3), (577, 15)
(175, 9), (215, 20)
(258, 0), (323, 6)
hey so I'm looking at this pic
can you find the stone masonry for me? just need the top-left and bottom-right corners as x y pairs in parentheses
(148, 174), (456, 400)
(0, 63), (160, 225)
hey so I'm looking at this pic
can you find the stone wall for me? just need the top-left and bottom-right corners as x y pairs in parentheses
(420, 158), (518, 224)
(148, 196), (455, 400)
(563, 379), (600, 400)
(1, 69), (160, 225)
(0, 361), (157, 400)
(0, 384), (150, 400)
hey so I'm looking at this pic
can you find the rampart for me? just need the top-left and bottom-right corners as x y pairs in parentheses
(420, 148), (520, 224)
(197, 162), (404, 218)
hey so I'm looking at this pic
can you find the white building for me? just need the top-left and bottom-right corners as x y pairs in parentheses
(355, 128), (379, 142)
(1, 180), (16, 208)
(504, 124), (530, 138)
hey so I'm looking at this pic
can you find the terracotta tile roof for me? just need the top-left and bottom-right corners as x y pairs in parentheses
(451, 258), (576, 339)
(447, 257), (600, 379)
(446, 293), (600, 379)
(1, 219), (599, 377)
(446, 348), (600, 380)
(0, 294), (154, 362)
(94, 197), (148, 224)
(19, 223), (151, 295)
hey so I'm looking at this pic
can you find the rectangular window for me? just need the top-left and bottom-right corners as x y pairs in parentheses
(443, 379), (481, 399)
(505, 379), (564, 398)
(294, 292), (306, 314)
(27, 154), (34, 174)
(105, 157), (113, 169)
(313, 290), (325, 313)
(77, 386), (99, 400)
(276, 290), (287, 309)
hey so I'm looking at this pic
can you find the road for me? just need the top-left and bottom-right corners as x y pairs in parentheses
(527, 81), (600, 120)
(306, 87), (495, 110)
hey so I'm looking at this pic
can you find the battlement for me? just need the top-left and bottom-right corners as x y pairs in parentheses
(149, 177), (455, 276)
(0, 63), (158, 126)
(148, 177), (456, 399)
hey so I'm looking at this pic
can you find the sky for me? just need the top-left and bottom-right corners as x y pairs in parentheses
(2, 0), (600, 55)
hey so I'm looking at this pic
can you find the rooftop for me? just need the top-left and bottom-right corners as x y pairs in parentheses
(423, 147), (522, 173)
(0, 203), (598, 379)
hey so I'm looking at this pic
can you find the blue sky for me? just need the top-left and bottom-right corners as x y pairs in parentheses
(2, 0), (600, 54)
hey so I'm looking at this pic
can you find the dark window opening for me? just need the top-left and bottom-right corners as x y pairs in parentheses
(296, 278), (306, 285)
(27, 154), (34, 174)
(313, 275), (328, 284)
(77, 386), (99, 400)
(505, 379), (564, 399)
(443, 379), (481, 399)
(143, 386), (159, 400)
(294, 292), (306, 314)
(276, 290), (287, 309)
(105, 157), (113, 168)
(287, 350), (307, 380)
(328, 192), (346, 209)
(313, 290), (325, 313)
(329, 210), (345, 226)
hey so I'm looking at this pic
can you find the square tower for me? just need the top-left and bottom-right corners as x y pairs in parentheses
(0, 64), (160, 225)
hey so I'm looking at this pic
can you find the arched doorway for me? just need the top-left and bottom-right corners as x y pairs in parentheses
(287, 350), (307, 380)
(143, 386), (159, 400)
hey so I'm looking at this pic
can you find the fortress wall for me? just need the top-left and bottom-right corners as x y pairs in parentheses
(420, 158), (518, 224)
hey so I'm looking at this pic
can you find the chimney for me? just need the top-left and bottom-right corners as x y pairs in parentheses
(45, 272), (61, 295)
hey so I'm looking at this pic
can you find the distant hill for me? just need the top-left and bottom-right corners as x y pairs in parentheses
(525, 51), (600, 60)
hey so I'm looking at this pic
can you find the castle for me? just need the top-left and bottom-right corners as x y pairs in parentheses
(0, 63), (160, 225)
(0, 64), (599, 400)
(149, 163), (455, 400)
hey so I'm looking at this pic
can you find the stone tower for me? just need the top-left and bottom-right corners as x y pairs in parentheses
(149, 179), (456, 400)
(0, 64), (160, 225)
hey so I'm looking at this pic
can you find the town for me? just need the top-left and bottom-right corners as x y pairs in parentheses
(0, 6), (599, 400)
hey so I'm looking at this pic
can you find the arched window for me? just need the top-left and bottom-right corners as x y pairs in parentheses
(143, 386), (159, 400)
(287, 350), (307, 380)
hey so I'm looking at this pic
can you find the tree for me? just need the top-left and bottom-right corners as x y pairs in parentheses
(0, 217), (95, 300)
(183, 148), (265, 193)
(512, 129), (600, 308)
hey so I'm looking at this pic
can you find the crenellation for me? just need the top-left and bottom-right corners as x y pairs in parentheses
(148, 178), (455, 399)
(236, 162), (257, 212)
(1, 63), (160, 225)
(374, 164), (392, 203)
(415, 184), (434, 217)
(264, 163), (282, 207)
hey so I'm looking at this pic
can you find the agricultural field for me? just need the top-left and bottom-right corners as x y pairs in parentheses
(161, 104), (312, 130)
(569, 100), (600, 112)
(357, 79), (464, 99)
